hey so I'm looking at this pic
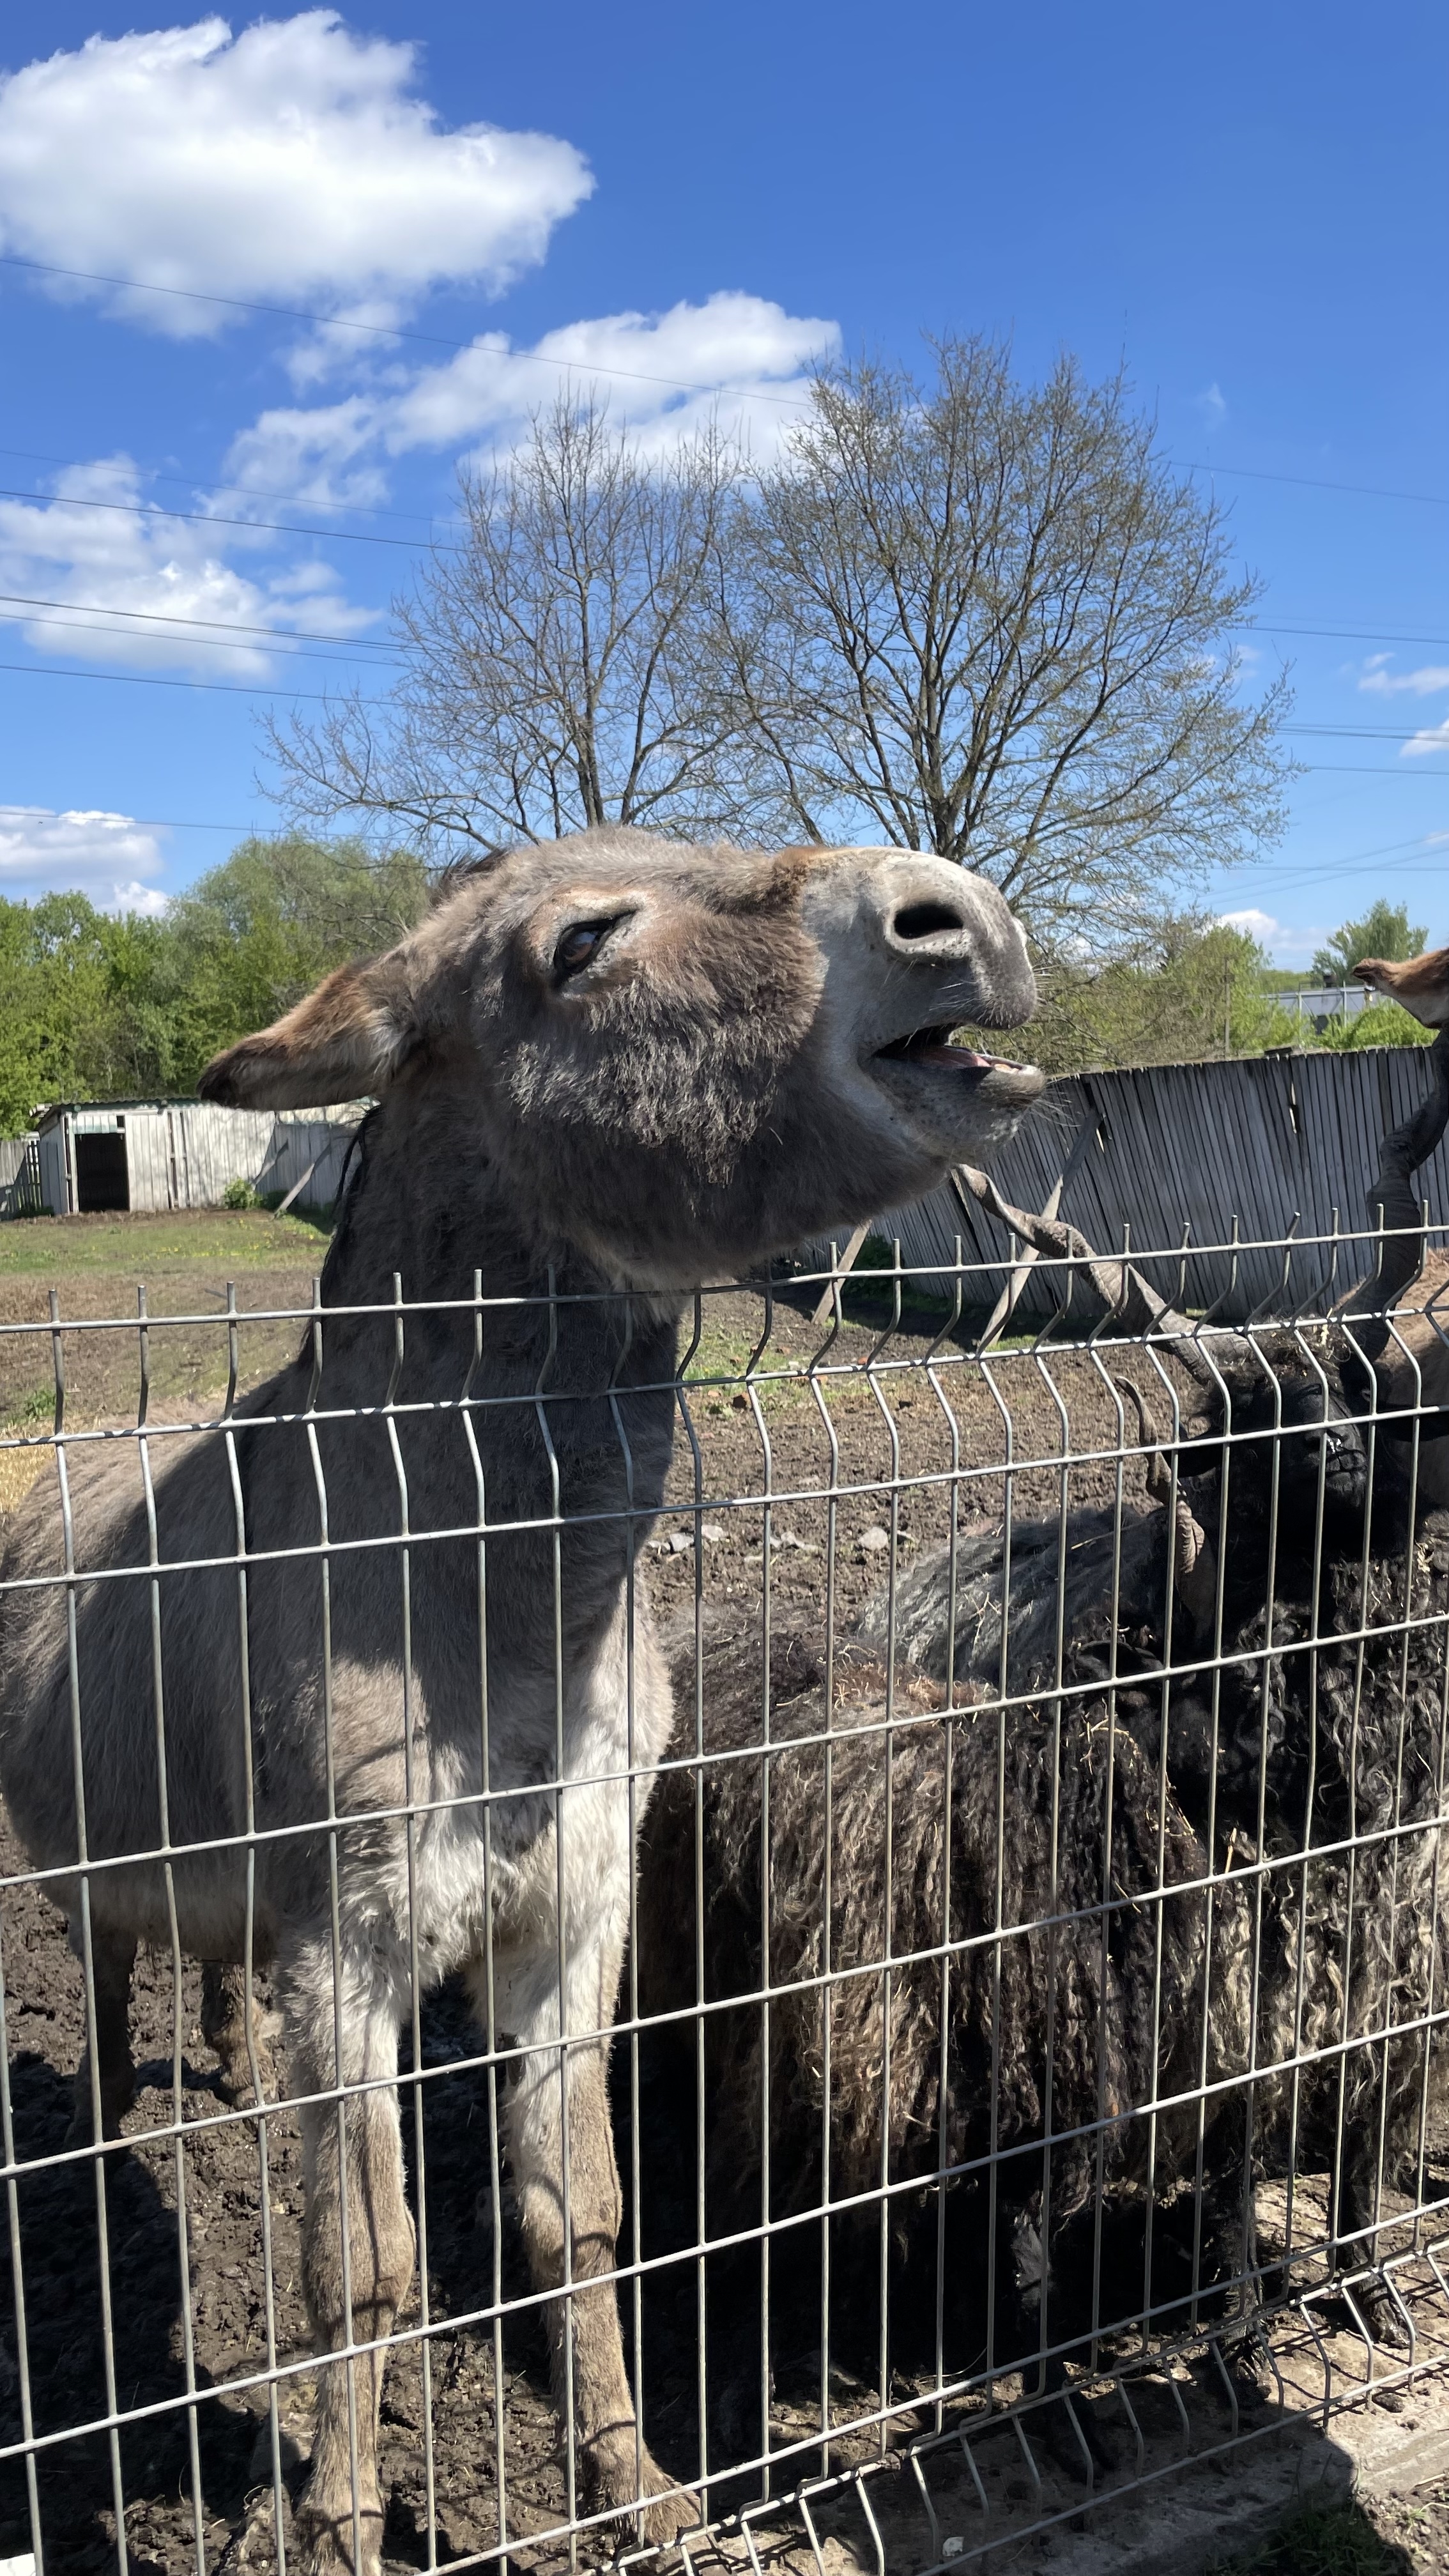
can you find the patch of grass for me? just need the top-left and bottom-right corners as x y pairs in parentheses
(1209, 2500), (1412, 2575)
(0, 1206), (330, 1277)
(1, 1384), (54, 1429)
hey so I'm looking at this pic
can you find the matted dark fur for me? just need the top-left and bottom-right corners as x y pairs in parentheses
(638, 1611), (1257, 2395)
(634, 1323), (1449, 2421)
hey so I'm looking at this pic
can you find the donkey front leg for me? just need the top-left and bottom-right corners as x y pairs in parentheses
(498, 1938), (697, 2545)
(289, 1957), (416, 2576)
(66, 1926), (137, 2145)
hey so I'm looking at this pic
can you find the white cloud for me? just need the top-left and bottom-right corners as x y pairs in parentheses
(1360, 658), (1449, 697)
(0, 807), (167, 903)
(1404, 716), (1449, 758)
(1196, 381), (1227, 431)
(0, 13), (591, 337)
(108, 880), (171, 917)
(0, 454), (378, 672)
(222, 291), (839, 506)
(1218, 908), (1330, 969)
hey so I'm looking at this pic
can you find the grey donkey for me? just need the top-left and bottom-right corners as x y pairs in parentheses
(0, 827), (1043, 2573)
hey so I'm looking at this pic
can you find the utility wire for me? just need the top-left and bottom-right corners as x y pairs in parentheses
(4, 255), (1448, 512)
(4, 578), (1449, 662)
(0, 480), (429, 551)
(3, 650), (1448, 748)
(0, 253), (816, 406)
(0, 443), (447, 529)
(0, 610), (402, 666)
(0, 657), (380, 701)
(0, 590), (398, 648)
(0, 804), (262, 832)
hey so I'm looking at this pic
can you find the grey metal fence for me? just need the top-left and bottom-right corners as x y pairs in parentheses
(0, 1227), (1447, 2575)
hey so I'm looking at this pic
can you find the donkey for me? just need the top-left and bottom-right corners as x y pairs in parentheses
(0, 827), (1041, 2575)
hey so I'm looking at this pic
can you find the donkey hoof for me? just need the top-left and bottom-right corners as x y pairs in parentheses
(215, 2051), (273, 2112)
(635, 2474), (701, 2549)
(586, 2436), (698, 2547)
(292, 2491), (384, 2576)
(65, 2081), (132, 2149)
(1041, 2391), (1114, 2487)
(1347, 2277), (1411, 2350)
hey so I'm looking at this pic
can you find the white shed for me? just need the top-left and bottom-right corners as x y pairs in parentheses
(31, 1100), (364, 1217)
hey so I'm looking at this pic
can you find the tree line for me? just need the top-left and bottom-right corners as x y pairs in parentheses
(0, 840), (1427, 1142)
(0, 837), (427, 1136)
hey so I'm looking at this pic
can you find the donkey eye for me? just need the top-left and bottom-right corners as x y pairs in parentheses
(553, 919), (616, 981)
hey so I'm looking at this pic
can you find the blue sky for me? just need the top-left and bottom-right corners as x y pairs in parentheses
(0, 1), (1445, 966)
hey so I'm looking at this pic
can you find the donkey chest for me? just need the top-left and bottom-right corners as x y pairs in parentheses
(353, 1623), (673, 1974)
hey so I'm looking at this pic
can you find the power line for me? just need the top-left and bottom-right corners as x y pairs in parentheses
(1228, 831), (1449, 894)
(0, 804), (261, 832)
(8, 579), (1449, 663)
(7, 434), (1449, 603)
(1181, 457), (1449, 510)
(3, 649), (1448, 756)
(3, 551), (1449, 688)
(7, 256), (1449, 517)
(0, 609), (402, 666)
(4, 649), (1448, 750)
(0, 252), (815, 408)
(0, 480), (433, 551)
(1283, 722), (1449, 742)
(0, 656), (381, 702)
(0, 443), (448, 530)
(1255, 624), (1449, 650)
(0, 590), (395, 648)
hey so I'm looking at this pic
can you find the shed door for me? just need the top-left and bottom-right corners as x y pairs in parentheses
(74, 1131), (130, 1212)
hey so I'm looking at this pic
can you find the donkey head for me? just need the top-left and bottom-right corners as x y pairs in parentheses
(199, 827), (1043, 1283)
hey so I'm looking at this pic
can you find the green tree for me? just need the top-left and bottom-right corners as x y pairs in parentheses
(0, 835), (431, 1134)
(151, 834), (429, 1089)
(1025, 917), (1298, 1073)
(0, 892), (112, 1133)
(1311, 901), (1427, 984)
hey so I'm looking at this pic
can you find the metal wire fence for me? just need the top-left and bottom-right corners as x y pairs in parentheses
(1, 1216), (1448, 2575)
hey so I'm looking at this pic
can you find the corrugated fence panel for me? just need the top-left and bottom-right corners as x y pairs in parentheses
(256, 1111), (364, 1209)
(125, 1117), (169, 1213)
(873, 1046), (1449, 1322)
(111, 1105), (363, 1212)
(0, 1135), (41, 1220)
(174, 1106), (277, 1207)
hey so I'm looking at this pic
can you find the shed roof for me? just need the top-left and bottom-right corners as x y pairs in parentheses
(34, 1098), (197, 1131)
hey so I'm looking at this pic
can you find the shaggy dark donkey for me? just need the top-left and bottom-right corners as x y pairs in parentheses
(634, 1190), (1449, 2472)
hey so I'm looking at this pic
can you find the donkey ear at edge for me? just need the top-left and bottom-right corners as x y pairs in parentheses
(197, 958), (415, 1110)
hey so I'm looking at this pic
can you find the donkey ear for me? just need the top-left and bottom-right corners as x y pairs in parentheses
(198, 958), (415, 1109)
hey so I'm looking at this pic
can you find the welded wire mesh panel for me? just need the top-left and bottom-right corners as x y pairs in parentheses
(1, 1219), (1448, 2575)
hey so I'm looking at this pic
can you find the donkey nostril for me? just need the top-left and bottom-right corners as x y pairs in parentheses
(892, 900), (965, 940)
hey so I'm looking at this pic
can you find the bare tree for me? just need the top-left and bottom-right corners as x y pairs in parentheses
(270, 395), (759, 860)
(715, 341), (1292, 952)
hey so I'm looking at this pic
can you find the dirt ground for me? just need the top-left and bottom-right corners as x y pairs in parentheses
(2, 1227), (1446, 2573)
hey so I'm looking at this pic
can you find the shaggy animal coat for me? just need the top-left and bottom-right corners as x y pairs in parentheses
(637, 1337), (1449, 2400)
(637, 1615), (1256, 2377)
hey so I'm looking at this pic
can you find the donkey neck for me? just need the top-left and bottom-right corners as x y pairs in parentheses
(305, 1091), (687, 1508)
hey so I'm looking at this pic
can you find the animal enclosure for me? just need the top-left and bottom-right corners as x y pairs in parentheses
(2, 1213), (1449, 2576)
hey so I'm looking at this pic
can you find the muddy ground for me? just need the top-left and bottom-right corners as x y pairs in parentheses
(0, 1259), (1442, 2572)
